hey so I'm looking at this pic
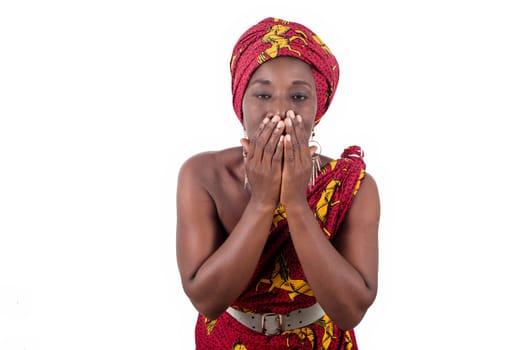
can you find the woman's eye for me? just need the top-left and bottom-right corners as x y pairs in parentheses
(292, 93), (307, 101)
(255, 93), (271, 99)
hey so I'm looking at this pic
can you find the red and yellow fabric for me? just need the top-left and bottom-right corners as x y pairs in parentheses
(195, 146), (366, 350)
(230, 17), (340, 125)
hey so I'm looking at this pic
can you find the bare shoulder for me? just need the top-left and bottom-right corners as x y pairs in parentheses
(176, 146), (244, 238)
(352, 171), (380, 223)
(178, 151), (216, 180)
(333, 169), (380, 270)
(177, 147), (242, 190)
(362, 171), (379, 194)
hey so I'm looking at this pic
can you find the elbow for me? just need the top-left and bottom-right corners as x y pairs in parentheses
(331, 289), (377, 330)
(335, 307), (367, 330)
(182, 282), (227, 321)
(192, 301), (227, 321)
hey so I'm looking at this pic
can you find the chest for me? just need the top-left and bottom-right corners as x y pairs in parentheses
(210, 170), (251, 236)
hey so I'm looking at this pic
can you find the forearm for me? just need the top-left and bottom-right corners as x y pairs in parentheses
(185, 201), (275, 319)
(286, 203), (375, 329)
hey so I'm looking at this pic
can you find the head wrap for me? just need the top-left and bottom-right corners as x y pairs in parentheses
(230, 17), (340, 125)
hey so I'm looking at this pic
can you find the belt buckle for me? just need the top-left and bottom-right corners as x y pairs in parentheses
(261, 312), (283, 336)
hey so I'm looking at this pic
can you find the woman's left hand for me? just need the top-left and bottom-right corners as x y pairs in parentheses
(280, 110), (316, 207)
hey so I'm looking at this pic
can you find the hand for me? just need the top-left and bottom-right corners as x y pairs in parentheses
(280, 110), (317, 207)
(240, 115), (285, 207)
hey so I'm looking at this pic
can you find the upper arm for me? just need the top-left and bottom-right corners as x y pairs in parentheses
(176, 156), (225, 285)
(333, 172), (381, 296)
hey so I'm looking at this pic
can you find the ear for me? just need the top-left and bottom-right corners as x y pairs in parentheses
(240, 127), (250, 154)
(240, 137), (249, 149)
(309, 144), (318, 157)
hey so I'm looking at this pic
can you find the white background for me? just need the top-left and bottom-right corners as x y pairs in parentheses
(1, 1), (523, 349)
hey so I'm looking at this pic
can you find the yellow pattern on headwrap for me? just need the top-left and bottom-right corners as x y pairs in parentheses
(257, 24), (308, 64)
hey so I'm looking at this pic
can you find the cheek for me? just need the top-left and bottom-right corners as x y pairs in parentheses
(299, 105), (316, 134)
(243, 121), (257, 139)
(242, 96), (262, 123)
(241, 98), (256, 136)
(310, 97), (318, 120)
(304, 122), (314, 138)
(294, 96), (317, 123)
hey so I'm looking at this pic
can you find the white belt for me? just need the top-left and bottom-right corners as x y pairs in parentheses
(226, 303), (325, 336)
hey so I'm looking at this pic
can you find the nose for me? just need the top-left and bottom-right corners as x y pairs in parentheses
(272, 95), (290, 118)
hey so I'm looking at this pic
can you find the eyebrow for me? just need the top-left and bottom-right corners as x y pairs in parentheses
(249, 79), (271, 86)
(249, 79), (313, 88)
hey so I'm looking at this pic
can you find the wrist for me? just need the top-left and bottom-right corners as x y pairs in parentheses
(282, 198), (310, 215)
(246, 197), (279, 214)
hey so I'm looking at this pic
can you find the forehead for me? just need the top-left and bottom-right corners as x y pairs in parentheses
(250, 56), (315, 82)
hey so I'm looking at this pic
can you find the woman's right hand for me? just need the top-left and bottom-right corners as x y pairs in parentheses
(240, 114), (285, 207)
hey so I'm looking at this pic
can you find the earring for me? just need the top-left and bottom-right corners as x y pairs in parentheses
(242, 147), (249, 190)
(242, 129), (249, 190)
(309, 130), (322, 187)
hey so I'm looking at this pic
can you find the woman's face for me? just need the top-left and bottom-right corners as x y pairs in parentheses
(242, 56), (317, 138)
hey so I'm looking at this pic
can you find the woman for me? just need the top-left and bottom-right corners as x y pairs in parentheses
(176, 17), (380, 349)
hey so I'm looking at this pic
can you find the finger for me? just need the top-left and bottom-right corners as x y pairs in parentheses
(246, 116), (268, 160)
(272, 135), (284, 167)
(284, 112), (303, 162)
(294, 114), (310, 144)
(283, 133), (294, 168)
(263, 119), (285, 168)
(251, 115), (280, 162)
(293, 113), (311, 162)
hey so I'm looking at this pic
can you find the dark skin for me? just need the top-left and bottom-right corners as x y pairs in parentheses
(176, 56), (380, 330)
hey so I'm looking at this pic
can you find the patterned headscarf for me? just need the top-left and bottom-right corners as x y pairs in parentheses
(230, 17), (340, 125)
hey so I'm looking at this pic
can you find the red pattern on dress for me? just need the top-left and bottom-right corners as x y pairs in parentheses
(195, 146), (366, 350)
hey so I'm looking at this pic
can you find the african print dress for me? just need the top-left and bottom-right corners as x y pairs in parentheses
(195, 146), (366, 350)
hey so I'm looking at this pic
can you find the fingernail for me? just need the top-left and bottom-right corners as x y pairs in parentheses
(271, 115), (280, 123)
(297, 114), (302, 123)
(262, 117), (270, 124)
(285, 118), (292, 126)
